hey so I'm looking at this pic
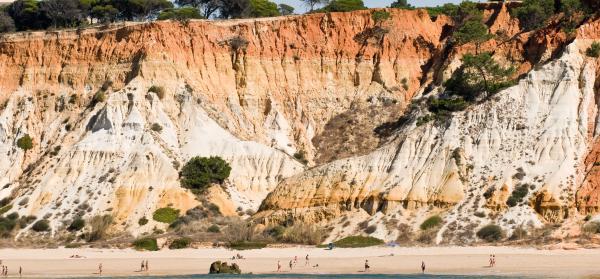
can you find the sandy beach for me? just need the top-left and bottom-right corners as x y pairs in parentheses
(0, 246), (598, 277)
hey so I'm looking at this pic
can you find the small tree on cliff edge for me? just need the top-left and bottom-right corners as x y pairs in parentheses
(180, 156), (231, 193)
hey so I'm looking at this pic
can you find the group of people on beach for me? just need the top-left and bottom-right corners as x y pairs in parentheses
(0, 260), (22, 277)
(489, 254), (497, 267)
(277, 254), (318, 272)
(140, 259), (150, 272)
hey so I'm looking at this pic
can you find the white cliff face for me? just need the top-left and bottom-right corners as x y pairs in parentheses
(259, 41), (599, 243)
(0, 77), (304, 236)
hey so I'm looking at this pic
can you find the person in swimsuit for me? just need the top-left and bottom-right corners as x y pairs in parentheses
(364, 260), (370, 272)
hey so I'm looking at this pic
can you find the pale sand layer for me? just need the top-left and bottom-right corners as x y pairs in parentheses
(0, 246), (599, 277)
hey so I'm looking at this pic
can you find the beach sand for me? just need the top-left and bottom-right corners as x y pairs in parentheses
(0, 246), (599, 277)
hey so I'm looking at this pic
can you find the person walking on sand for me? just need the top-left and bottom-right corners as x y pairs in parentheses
(18, 266), (21, 278)
(305, 254), (309, 266)
(98, 263), (102, 275)
(277, 261), (281, 272)
(492, 255), (496, 267)
(141, 260), (145, 271)
(145, 260), (149, 271)
(421, 261), (426, 274)
(289, 260), (293, 270)
(364, 260), (370, 272)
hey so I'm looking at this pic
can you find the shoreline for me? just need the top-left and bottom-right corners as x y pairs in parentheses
(0, 246), (599, 277)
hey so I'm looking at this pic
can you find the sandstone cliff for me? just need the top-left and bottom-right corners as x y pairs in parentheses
(0, 4), (599, 245)
(0, 8), (452, 236)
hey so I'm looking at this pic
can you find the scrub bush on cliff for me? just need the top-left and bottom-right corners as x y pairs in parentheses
(321, 0), (366, 12)
(180, 156), (231, 193)
(158, 7), (203, 20)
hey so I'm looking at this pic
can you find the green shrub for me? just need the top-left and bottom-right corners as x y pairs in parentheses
(18, 215), (36, 228)
(169, 237), (191, 249)
(229, 241), (267, 250)
(153, 207), (180, 224)
(0, 217), (16, 237)
(332, 236), (384, 248)
(148, 85), (165, 100)
(476, 224), (504, 242)
(31, 220), (50, 232)
(371, 10), (391, 24)
(428, 97), (468, 113)
(474, 211), (486, 218)
(207, 224), (220, 233)
(179, 156), (231, 192)
(365, 225), (377, 234)
(506, 184), (529, 207)
(293, 151), (308, 165)
(158, 7), (203, 20)
(0, 198), (10, 208)
(322, 0), (367, 12)
(16, 134), (33, 151)
(67, 217), (85, 232)
(583, 221), (600, 234)
(587, 42), (600, 58)
(420, 215), (443, 230)
(6, 212), (18, 220)
(133, 237), (159, 251)
(138, 217), (148, 226)
(0, 204), (12, 215)
(151, 123), (163, 132)
(92, 91), (106, 105)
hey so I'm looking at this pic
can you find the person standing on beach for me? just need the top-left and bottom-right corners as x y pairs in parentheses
(305, 254), (309, 266)
(421, 261), (426, 274)
(141, 260), (145, 271)
(146, 260), (149, 271)
(277, 261), (281, 272)
(289, 260), (293, 270)
(98, 263), (102, 275)
(18, 266), (21, 278)
(364, 260), (370, 272)
(492, 255), (496, 267)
